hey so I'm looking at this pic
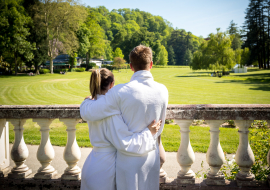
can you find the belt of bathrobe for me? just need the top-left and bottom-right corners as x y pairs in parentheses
(93, 146), (116, 152)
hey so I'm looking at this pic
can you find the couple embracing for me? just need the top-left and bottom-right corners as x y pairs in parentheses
(80, 45), (168, 190)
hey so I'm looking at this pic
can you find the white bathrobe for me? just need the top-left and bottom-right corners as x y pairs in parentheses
(80, 71), (169, 190)
(80, 95), (157, 190)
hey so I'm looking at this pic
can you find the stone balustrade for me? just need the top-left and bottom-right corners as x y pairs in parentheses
(0, 104), (269, 190)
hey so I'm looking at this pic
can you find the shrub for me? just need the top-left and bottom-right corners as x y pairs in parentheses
(54, 69), (69, 73)
(101, 65), (113, 71)
(39, 69), (50, 74)
(74, 67), (85, 72)
(89, 62), (96, 69)
(80, 63), (86, 68)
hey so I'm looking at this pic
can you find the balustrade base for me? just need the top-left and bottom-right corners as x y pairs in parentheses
(61, 173), (81, 180)
(0, 166), (12, 178)
(34, 170), (58, 180)
(236, 172), (259, 187)
(177, 176), (195, 185)
(206, 172), (226, 185)
(159, 176), (167, 183)
(8, 169), (32, 179)
(236, 179), (261, 187)
(206, 178), (226, 186)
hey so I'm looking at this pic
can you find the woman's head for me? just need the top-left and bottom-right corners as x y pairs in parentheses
(90, 68), (114, 99)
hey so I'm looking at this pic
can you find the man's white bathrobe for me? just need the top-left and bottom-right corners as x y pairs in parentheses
(80, 71), (169, 190)
(80, 95), (157, 190)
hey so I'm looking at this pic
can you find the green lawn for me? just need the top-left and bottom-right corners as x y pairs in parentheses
(3, 67), (270, 153)
(8, 119), (240, 153)
(0, 67), (270, 105)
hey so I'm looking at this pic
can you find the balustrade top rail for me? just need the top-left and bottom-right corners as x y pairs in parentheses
(0, 104), (270, 120)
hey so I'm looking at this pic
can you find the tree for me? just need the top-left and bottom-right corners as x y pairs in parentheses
(156, 45), (168, 66)
(0, 0), (35, 75)
(190, 29), (236, 71)
(33, 0), (87, 73)
(167, 45), (176, 65)
(113, 47), (124, 59)
(112, 57), (126, 71)
(243, 0), (269, 68)
(184, 49), (193, 66)
(69, 52), (77, 68)
(227, 20), (242, 50)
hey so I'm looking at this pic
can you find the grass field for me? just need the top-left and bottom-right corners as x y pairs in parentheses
(0, 67), (270, 105)
(8, 119), (240, 153)
(3, 67), (269, 153)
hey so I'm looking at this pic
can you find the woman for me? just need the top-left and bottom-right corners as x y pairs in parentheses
(80, 68), (161, 190)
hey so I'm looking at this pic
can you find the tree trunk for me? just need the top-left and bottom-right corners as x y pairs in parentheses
(267, 5), (270, 69)
(35, 62), (40, 75)
(50, 57), (53, 74)
(14, 52), (18, 76)
(86, 51), (89, 65)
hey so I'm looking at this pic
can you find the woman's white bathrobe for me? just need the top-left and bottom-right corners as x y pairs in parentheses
(80, 95), (157, 190)
(80, 71), (169, 190)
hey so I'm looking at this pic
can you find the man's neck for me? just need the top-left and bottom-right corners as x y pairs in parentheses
(134, 69), (150, 73)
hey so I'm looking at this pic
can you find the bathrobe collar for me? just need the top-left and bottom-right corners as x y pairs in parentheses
(130, 70), (153, 82)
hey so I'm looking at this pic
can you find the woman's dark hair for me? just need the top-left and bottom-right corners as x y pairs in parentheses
(90, 68), (114, 99)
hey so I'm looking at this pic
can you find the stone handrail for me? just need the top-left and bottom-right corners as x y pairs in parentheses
(0, 104), (269, 189)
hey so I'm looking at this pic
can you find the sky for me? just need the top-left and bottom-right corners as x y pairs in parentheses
(80, 0), (249, 38)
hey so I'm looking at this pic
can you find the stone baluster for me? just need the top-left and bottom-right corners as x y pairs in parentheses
(234, 120), (255, 186)
(0, 119), (12, 177)
(60, 119), (81, 180)
(32, 119), (57, 179)
(8, 119), (32, 178)
(267, 120), (270, 187)
(175, 120), (195, 184)
(205, 120), (226, 185)
(159, 135), (167, 183)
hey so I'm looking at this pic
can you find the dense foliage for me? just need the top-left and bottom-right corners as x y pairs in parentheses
(0, 0), (204, 75)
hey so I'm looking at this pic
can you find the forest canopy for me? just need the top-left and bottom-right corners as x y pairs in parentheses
(0, 0), (204, 74)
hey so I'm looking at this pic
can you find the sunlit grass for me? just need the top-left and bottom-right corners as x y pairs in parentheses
(1, 67), (269, 105)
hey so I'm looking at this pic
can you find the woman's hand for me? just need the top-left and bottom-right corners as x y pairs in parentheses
(84, 96), (92, 100)
(147, 120), (162, 136)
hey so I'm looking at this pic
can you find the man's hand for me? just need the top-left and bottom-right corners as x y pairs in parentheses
(147, 120), (162, 136)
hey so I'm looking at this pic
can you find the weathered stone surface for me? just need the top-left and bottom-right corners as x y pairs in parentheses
(1, 176), (270, 190)
(166, 104), (270, 120)
(1, 104), (270, 120)
(8, 168), (32, 179)
(159, 178), (270, 190)
(0, 166), (12, 178)
(34, 170), (58, 180)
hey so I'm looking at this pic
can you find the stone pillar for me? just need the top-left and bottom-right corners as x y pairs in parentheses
(175, 120), (195, 184)
(60, 119), (81, 180)
(267, 120), (270, 187)
(8, 119), (32, 178)
(205, 120), (226, 185)
(0, 119), (12, 177)
(159, 135), (167, 183)
(33, 119), (57, 179)
(234, 120), (255, 186)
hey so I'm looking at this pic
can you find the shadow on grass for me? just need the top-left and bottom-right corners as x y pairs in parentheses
(0, 74), (34, 78)
(233, 73), (270, 78)
(216, 77), (270, 91)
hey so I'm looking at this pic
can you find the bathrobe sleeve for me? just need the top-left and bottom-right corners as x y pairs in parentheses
(80, 88), (120, 122)
(153, 85), (169, 139)
(105, 115), (156, 156)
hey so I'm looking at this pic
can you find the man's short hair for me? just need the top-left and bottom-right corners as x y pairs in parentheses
(129, 45), (152, 71)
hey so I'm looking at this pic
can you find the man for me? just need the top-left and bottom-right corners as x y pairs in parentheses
(80, 45), (168, 190)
